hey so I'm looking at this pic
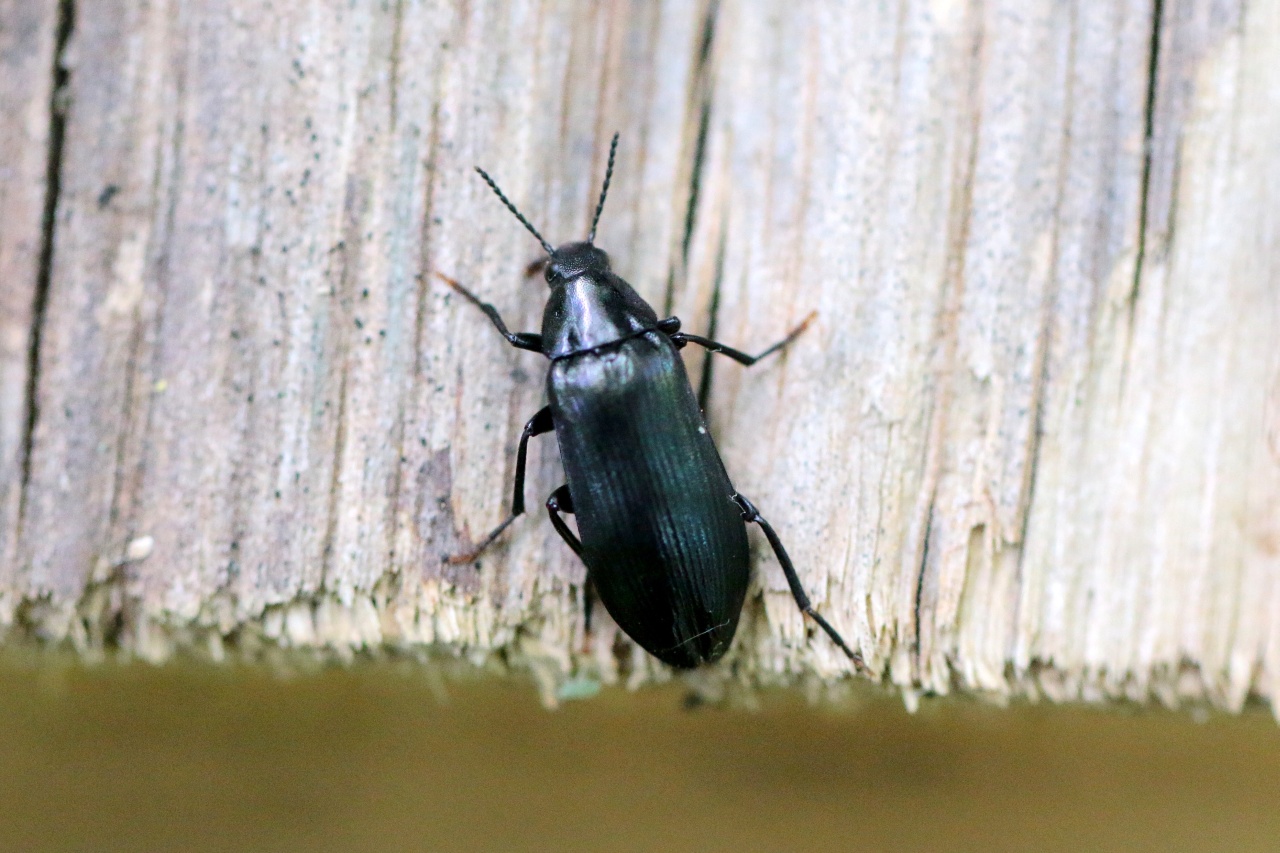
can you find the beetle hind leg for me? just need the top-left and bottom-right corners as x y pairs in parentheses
(734, 493), (865, 671)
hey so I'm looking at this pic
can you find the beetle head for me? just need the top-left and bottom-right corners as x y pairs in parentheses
(474, 132), (622, 283)
(545, 241), (610, 285)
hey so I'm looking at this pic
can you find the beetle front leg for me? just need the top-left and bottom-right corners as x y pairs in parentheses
(436, 272), (544, 353)
(733, 493), (864, 670)
(666, 311), (816, 366)
(445, 406), (554, 565)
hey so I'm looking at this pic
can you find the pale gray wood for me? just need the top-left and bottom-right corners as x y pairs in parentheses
(1, 0), (1276, 712)
(0, 0), (59, 618)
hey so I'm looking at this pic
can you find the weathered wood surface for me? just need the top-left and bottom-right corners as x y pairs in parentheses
(0, 0), (1276, 710)
(0, 0), (60, 625)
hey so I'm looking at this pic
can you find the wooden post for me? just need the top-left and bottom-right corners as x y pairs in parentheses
(0, 0), (1276, 711)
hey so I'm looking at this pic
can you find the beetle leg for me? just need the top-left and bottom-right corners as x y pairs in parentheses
(435, 272), (544, 353)
(546, 485), (594, 637)
(445, 406), (555, 564)
(733, 493), (865, 670)
(545, 485), (583, 557)
(669, 311), (817, 366)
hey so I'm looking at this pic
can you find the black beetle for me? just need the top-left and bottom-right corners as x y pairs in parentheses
(441, 134), (861, 670)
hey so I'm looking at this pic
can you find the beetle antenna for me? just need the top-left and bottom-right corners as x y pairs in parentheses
(587, 132), (619, 245)
(474, 166), (554, 255)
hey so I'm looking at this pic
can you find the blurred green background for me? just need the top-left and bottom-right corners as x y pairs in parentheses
(0, 656), (1276, 852)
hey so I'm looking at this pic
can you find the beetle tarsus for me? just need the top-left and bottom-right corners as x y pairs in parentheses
(733, 493), (864, 670)
(444, 514), (520, 565)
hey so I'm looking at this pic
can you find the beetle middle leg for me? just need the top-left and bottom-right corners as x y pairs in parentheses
(733, 493), (864, 670)
(446, 406), (554, 564)
(666, 311), (817, 366)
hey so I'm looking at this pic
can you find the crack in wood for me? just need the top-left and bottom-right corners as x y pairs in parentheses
(908, 3), (988, 687)
(696, 233), (727, 412)
(1130, 0), (1165, 316)
(1117, 0), (1167, 401)
(1009, 1), (1085, 662)
(17, 0), (75, 539)
(679, 19), (716, 272)
(665, 0), (719, 319)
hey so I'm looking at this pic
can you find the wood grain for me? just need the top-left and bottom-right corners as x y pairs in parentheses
(0, 0), (1276, 711)
(0, 0), (60, 622)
